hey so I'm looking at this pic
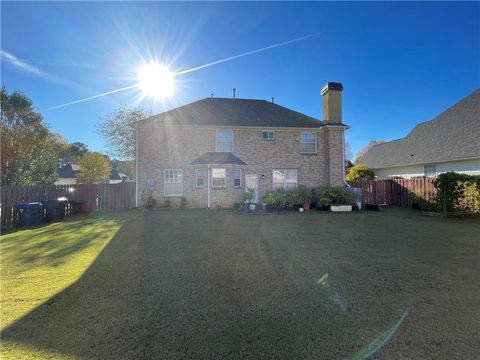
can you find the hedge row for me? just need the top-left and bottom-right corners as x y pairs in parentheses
(260, 185), (359, 209)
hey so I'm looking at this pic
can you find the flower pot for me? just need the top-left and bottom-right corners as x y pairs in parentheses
(330, 205), (352, 212)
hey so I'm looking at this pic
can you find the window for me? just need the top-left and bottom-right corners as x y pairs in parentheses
(216, 130), (233, 152)
(262, 131), (275, 140)
(273, 169), (298, 191)
(300, 132), (317, 153)
(424, 164), (437, 177)
(196, 169), (204, 188)
(212, 168), (226, 187)
(164, 169), (183, 196)
(234, 169), (242, 187)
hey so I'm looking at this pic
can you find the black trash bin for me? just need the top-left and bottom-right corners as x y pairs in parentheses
(42, 198), (68, 222)
(14, 202), (44, 228)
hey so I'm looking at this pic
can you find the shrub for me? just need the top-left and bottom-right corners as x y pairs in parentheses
(346, 163), (375, 181)
(433, 172), (480, 213)
(464, 183), (480, 213)
(283, 186), (314, 208)
(161, 199), (171, 208)
(262, 189), (287, 208)
(263, 186), (356, 210)
(285, 190), (301, 208)
(142, 195), (156, 209)
(242, 189), (255, 203)
(313, 187), (357, 208)
(297, 185), (313, 205)
(180, 197), (187, 209)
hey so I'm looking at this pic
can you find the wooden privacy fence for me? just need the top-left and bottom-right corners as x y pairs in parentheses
(1, 182), (136, 230)
(348, 178), (436, 207)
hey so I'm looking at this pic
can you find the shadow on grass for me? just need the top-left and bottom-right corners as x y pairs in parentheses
(2, 209), (477, 359)
(1, 214), (125, 274)
(2, 213), (140, 359)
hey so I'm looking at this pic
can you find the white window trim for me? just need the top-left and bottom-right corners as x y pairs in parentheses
(300, 132), (317, 154)
(211, 168), (227, 188)
(164, 169), (183, 197)
(272, 169), (298, 191)
(262, 130), (275, 140)
(215, 130), (234, 152)
(195, 169), (204, 188)
(233, 169), (242, 188)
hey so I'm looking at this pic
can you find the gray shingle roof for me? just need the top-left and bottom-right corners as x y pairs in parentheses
(363, 89), (480, 169)
(139, 98), (323, 128)
(57, 164), (82, 178)
(191, 152), (247, 166)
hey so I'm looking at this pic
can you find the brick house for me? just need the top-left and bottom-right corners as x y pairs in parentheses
(136, 82), (349, 208)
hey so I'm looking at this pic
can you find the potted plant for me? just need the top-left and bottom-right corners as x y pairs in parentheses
(329, 187), (353, 212)
(285, 190), (300, 210)
(297, 185), (313, 211)
(241, 189), (255, 213)
(316, 196), (331, 210)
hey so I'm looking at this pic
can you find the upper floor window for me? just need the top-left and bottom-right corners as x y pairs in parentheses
(164, 169), (183, 197)
(216, 130), (233, 152)
(424, 164), (437, 177)
(262, 131), (275, 140)
(300, 132), (317, 153)
(273, 169), (298, 191)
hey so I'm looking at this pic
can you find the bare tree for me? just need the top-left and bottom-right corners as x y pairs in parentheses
(355, 140), (386, 163)
(97, 106), (151, 160)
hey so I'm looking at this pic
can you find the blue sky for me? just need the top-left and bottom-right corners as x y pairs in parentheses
(1, 1), (479, 158)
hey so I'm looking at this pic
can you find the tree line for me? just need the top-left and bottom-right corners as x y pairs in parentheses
(1, 88), (146, 186)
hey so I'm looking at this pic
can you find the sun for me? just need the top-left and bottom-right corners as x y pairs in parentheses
(137, 62), (175, 99)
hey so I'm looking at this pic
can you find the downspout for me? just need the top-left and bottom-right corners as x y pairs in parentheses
(207, 166), (211, 208)
(342, 129), (350, 188)
(135, 124), (139, 207)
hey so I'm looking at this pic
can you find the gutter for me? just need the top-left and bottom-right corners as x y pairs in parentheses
(135, 124), (139, 207)
(207, 167), (211, 208)
(342, 127), (350, 187)
(367, 155), (480, 170)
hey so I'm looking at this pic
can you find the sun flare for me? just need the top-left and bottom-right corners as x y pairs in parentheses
(137, 62), (175, 99)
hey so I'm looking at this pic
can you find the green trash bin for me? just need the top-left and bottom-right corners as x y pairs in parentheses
(14, 202), (44, 228)
(42, 198), (68, 222)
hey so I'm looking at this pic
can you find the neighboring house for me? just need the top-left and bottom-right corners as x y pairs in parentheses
(55, 164), (131, 185)
(363, 89), (480, 179)
(136, 82), (349, 208)
(109, 170), (132, 184)
(55, 163), (82, 185)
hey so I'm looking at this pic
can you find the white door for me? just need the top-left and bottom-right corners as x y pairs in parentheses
(245, 174), (258, 203)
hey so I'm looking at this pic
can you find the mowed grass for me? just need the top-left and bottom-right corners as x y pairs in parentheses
(1, 208), (479, 359)
(1, 214), (126, 329)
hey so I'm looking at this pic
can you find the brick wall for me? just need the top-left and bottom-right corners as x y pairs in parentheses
(137, 125), (345, 208)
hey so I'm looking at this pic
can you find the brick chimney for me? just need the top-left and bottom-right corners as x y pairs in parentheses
(321, 82), (343, 125)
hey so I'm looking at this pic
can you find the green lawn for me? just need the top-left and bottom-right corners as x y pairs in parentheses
(1, 209), (479, 359)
